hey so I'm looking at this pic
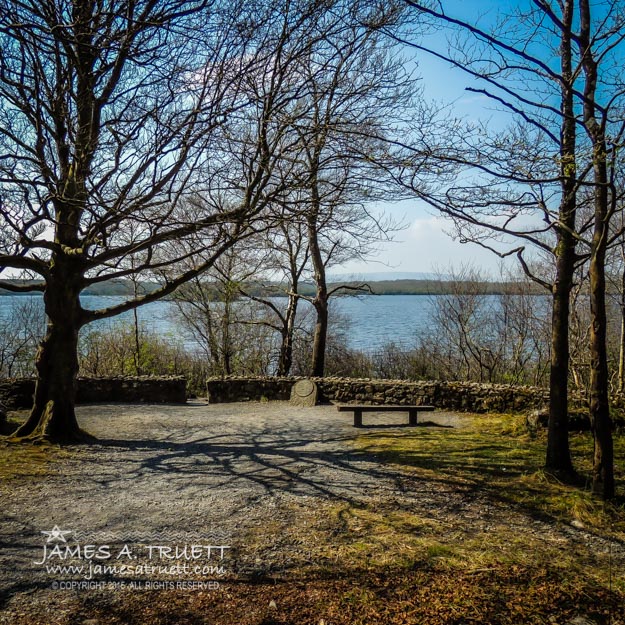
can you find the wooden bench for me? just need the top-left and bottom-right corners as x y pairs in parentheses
(336, 404), (436, 427)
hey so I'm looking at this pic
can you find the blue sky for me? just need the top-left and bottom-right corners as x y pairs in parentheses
(339, 1), (519, 278)
(340, 0), (625, 279)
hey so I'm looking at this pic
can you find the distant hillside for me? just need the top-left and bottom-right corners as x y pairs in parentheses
(0, 279), (158, 296)
(0, 277), (545, 298)
(195, 278), (545, 298)
(327, 271), (443, 281)
(295, 279), (545, 296)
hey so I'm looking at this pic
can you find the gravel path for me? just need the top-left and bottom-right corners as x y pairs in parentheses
(0, 401), (622, 622)
(0, 404), (463, 587)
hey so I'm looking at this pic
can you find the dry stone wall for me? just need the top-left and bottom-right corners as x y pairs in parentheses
(206, 376), (554, 413)
(0, 376), (187, 409)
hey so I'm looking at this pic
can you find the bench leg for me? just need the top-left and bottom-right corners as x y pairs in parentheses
(354, 409), (363, 427)
(409, 409), (417, 426)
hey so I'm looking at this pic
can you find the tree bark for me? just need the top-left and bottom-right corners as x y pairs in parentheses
(277, 292), (299, 376)
(579, 0), (615, 500)
(546, 260), (575, 476)
(588, 246), (614, 498)
(13, 272), (89, 443)
(545, 0), (576, 479)
(619, 263), (625, 392)
(307, 209), (329, 377)
(311, 296), (328, 377)
(132, 276), (143, 376)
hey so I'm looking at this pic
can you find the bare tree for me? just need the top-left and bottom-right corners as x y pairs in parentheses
(0, 0), (334, 442)
(284, 2), (414, 376)
(576, 0), (625, 497)
(235, 221), (310, 377)
(0, 297), (45, 377)
(415, 265), (550, 385)
(398, 0), (625, 492)
(173, 244), (279, 377)
(267, 222), (309, 377)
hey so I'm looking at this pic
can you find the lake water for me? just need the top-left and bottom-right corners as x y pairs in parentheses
(0, 294), (438, 352)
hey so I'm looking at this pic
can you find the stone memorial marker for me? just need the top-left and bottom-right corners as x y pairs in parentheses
(290, 379), (318, 407)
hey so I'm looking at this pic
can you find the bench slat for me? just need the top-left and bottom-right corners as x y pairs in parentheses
(336, 405), (435, 412)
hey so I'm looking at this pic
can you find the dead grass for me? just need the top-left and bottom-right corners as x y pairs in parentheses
(10, 563), (625, 625)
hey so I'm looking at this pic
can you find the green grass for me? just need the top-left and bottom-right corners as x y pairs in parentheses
(0, 411), (74, 479)
(357, 413), (625, 538)
(0, 438), (70, 479)
(233, 414), (625, 601)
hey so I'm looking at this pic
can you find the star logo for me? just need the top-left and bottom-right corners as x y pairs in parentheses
(41, 526), (72, 543)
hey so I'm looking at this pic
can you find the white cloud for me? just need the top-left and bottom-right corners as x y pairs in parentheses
(339, 213), (517, 279)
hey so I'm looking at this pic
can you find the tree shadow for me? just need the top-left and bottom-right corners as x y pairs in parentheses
(356, 421), (454, 429)
(90, 431), (408, 502)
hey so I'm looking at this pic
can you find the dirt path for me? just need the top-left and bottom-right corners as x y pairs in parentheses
(0, 402), (622, 624)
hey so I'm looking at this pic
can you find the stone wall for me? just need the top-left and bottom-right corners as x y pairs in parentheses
(0, 378), (35, 410)
(0, 376), (187, 409)
(206, 376), (554, 413)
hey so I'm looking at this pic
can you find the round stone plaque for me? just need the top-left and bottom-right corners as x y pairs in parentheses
(290, 379), (318, 406)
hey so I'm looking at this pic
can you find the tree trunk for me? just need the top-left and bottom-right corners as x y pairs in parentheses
(588, 249), (614, 498)
(221, 290), (233, 376)
(132, 307), (143, 376)
(545, 0), (576, 480)
(277, 292), (298, 376)
(132, 276), (143, 376)
(619, 273), (625, 392)
(12, 277), (89, 443)
(307, 210), (328, 377)
(617, 227), (625, 392)
(311, 297), (328, 377)
(579, 0), (615, 500)
(546, 259), (576, 477)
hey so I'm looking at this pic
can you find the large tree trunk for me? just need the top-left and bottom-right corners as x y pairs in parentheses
(13, 276), (89, 443)
(311, 296), (328, 377)
(586, 174), (615, 499)
(546, 255), (576, 477)
(619, 265), (625, 392)
(579, 0), (615, 500)
(588, 249), (614, 498)
(545, 0), (576, 480)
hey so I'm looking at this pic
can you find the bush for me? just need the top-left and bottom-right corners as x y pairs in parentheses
(79, 324), (210, 395)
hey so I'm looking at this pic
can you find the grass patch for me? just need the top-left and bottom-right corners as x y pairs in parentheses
(357, 413), (625, 538)
(299, 498), (623, 592)
(0, 412), (72, 479)
(227, 415), (625, 613)
(0, 440), (70, 479)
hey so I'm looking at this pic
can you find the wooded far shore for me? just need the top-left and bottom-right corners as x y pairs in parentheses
(0, 278), (550, 298)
